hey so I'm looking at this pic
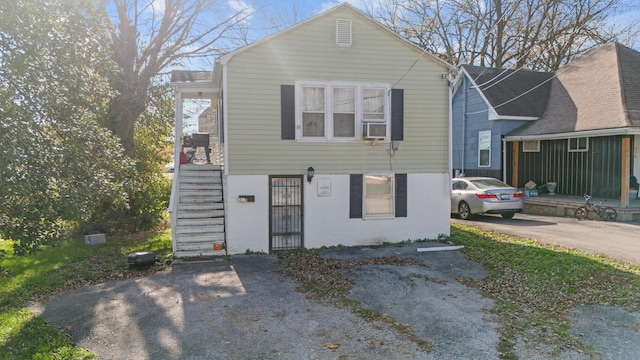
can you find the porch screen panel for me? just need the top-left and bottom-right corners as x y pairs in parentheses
(517, 137), (623, 198)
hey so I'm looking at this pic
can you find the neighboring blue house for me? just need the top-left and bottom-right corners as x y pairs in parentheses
(451, 65), (553, 179)
(452, 43), (640, 213)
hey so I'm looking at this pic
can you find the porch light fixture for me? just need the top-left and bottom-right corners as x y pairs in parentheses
(307, 167), (315, 183)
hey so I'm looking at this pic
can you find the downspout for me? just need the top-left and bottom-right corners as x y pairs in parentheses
(448, 74), (453, 182)
(502, 138), (507, 183)
(221, 62), (230, 252)
(461, 77), (467, 176)
(169, 89), (183, 255)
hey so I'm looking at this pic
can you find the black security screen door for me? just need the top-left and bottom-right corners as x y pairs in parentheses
(269, 176), (303, 252)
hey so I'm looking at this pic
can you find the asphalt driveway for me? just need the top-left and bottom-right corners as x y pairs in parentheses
(452, 213), (640, 265)
(29, 241), (640, 359)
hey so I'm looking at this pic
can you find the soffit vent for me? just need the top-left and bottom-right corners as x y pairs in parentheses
(336, 19), (352, 46)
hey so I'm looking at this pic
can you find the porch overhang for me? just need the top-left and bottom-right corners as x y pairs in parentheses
(170, 70), (219, 99)
(503, 127), (640, 142)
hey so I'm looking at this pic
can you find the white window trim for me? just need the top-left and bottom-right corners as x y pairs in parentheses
(522, 140), (540, 152)
(363, 172), (395, 219)
(295, 80), (391, 142)
(478, 130), (491, 167)
(568, 137), (588, 152)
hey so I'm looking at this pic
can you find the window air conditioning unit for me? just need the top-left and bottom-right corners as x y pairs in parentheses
(363, 122), (387, 139)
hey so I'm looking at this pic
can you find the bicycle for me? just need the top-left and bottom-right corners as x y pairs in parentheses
(574, 194), (617, 221)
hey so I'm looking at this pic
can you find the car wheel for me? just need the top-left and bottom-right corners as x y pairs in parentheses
(501, 212), (515, 219)
(458, 201), (473, 220)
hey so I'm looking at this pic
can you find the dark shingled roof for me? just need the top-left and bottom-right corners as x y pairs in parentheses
(170, 70), (214, 83)
(462, 64), (554, 118)
(507, 42), (640, 137)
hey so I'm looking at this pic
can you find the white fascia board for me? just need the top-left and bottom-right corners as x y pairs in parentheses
(451, 68), (465, 95)
(170, 82), (219, 99)
(462, 67), (498, 119)
(504, 127), (640, 141)
(487, 107), (501, 120)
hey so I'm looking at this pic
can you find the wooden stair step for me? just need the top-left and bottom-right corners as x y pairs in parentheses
(174, 250), (226, 258)
(179, 183), (222, 190)
(176, 218), (224, 227)
(175, 227), (224, 236)
(174, 233), (225, 243)
(176, 210), (225, 218)
(179, 196), (223, 204)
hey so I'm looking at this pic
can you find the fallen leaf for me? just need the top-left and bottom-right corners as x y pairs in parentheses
(325, 343), (340, 350)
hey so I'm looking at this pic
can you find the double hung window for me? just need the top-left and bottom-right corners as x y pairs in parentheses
(478, 130), (491, 167)
(364, 173), (394, 218)
(297, 81), (390, 141)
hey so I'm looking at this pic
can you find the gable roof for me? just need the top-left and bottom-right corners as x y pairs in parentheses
(215, 3), (453, 73)
(506, 42), (640, 140)
(460, 65), (554, 119)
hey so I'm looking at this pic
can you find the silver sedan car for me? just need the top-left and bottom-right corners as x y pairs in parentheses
(451, 177), (524, 220)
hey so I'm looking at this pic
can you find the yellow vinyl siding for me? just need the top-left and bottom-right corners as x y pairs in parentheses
(224, 6), (449, 175)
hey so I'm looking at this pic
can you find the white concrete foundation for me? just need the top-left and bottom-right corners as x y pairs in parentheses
(223, 173), (451, 254)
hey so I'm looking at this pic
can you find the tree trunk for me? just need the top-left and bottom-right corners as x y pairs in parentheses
(107, 91), (145, 155)
(107, 19), (145, 156)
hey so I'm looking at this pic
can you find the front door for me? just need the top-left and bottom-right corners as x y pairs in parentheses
(269, 176), (303, 252)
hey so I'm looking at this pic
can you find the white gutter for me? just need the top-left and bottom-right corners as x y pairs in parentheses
(504, 127), (640, 142)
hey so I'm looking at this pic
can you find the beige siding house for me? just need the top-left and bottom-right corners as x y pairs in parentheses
(170, 3), (454, 256)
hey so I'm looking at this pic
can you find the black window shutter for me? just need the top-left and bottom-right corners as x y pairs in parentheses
(281, 85), (295, 140)
(349, 174), (363, 218)
(395, 173), (407, 217)
(391, 89), (404, 141)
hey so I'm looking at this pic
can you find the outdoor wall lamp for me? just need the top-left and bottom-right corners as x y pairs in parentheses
(307, 166), (315, 183)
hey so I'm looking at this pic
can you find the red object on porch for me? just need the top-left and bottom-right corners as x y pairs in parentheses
(179, 152), (187, 164)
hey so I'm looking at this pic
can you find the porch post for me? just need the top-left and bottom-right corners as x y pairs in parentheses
(511, 141), (519, 188)
(621, 136), (631, 207)
(174, 90), (184, 171)
(169, 90), (183, 255)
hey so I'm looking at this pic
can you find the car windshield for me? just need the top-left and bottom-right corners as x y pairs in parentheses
(470, 179), (510, 189)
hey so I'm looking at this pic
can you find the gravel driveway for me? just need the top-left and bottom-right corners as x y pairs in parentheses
(29, 242), (640, 359)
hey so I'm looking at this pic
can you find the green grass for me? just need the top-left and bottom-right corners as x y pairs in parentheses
(0, 229), (172, 359)
(449, 223), (640, 358)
